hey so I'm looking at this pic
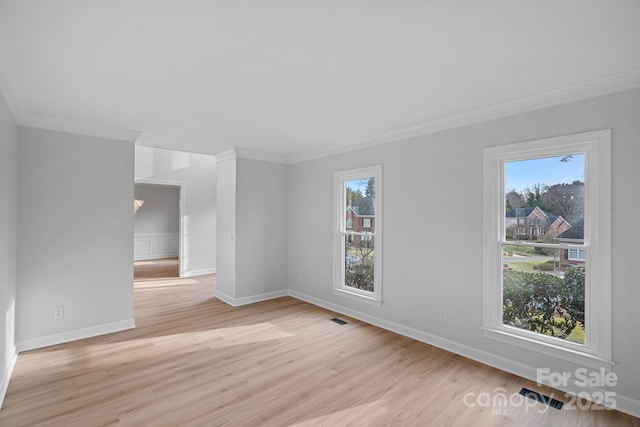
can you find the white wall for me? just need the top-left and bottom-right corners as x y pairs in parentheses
(135, 146), (216, 276)
(134, 185), (179, 235)
(288, 89), (640, 413)
(133, 184), (179, 260)
(0, 89), (18, 403)
(215, 154), (289, 304)
(16, 127), (135, 350)
(236, 158), (289, 299)
(215, 155), (236, 298)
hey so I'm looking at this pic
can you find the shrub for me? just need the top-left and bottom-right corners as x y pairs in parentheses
(345, 262), (374, 292)
(503, 267), (585, 341)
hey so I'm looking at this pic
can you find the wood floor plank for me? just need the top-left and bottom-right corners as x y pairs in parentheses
(0, 259), (638, 426)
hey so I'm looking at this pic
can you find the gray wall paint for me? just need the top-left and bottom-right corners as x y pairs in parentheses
(215, 157), (236, 298)
(0, 90), (18, 396)
(288, 89), (640, 402)
(134, 184), (179, 235)
(236, 158), (289, 298)
(135, 146), (216, 275)
(2, 85), (638, 408)
(16, 127), (134, 344)
(216, 156), (289, 300)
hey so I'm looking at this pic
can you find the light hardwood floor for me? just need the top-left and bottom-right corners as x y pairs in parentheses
(1, 259), (638, 426)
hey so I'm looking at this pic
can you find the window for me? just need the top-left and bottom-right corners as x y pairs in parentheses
(483, 130), (611, 369)
(568, 249), (587, 261)
(334, 165), (382, 305)
(346, 218), (353, 229)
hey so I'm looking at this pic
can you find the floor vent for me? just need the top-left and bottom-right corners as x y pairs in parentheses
(519, 388), (564, 410)
(330, 317), (348, 325)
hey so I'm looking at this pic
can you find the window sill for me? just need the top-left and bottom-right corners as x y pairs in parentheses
(482, 326), (614, 370)
(333, 288), (382, 307)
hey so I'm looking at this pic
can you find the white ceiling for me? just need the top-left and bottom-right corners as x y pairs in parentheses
(1, 1), (639, 162)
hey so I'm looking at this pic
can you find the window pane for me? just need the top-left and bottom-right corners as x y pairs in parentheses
(345, 234), (375, 292)
(568, 248), (587, 262)
(336, 166), (381, 302)
(345, 178), (375, 232)
(502, 245), (585, 344)
(504, 154), (584, 242)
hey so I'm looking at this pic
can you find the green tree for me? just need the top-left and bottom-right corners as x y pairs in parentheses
(365, 178), (375, 198)
(506, 189), (526, 213)
(346, 187), (363, 206)
(542, 181), (584, 223)
(525, 183), (547, 209)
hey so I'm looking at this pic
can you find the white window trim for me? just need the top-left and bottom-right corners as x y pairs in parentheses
(333, 165), (383, 306)
(568, 248), (587, 261)
(483, 129), (612, 369)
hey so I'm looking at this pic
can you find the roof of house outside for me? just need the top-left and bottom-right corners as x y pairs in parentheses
(350, 197), (375, 216)
(556, 219), (584, 240)
(506, 207), (537, 218)
(545, 212), (562, 225)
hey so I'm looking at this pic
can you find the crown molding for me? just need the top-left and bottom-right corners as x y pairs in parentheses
(215, 148), (288, 164)
(287, 67), (640, 164)
(234, 148), (288, 164)
(1, 27), (141, 142)
(2, 12), (639, 162)
(17, 113), (141, 142)
(214, 148), (236, 162)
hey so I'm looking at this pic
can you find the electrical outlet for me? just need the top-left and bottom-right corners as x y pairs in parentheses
(435, 311), (443, 321)
(53, 307), (64, 319)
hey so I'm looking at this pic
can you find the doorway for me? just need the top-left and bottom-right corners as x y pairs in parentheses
(133, 182), (184, 278)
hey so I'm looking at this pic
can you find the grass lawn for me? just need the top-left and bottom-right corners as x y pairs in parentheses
(503, 244), (539, 256)
(565, 320), (585, 344)
(506, 260), (548, 272)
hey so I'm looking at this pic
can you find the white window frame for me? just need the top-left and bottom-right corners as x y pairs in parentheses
(483, 129), (612, 369)
(362, 218), (372, 229)
(568, 248), (587, 262)
(334, 165), (382, 306)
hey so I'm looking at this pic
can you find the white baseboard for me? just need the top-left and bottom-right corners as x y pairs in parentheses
(215, 289), (288, 307)
(16, 319), (136, 352)
(615, 394), (640, 419)
(288, 290), (640, 419)
(183, 268), (216, 278)
(0, 349), (17, 409)
(214, 290), (236, 306)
